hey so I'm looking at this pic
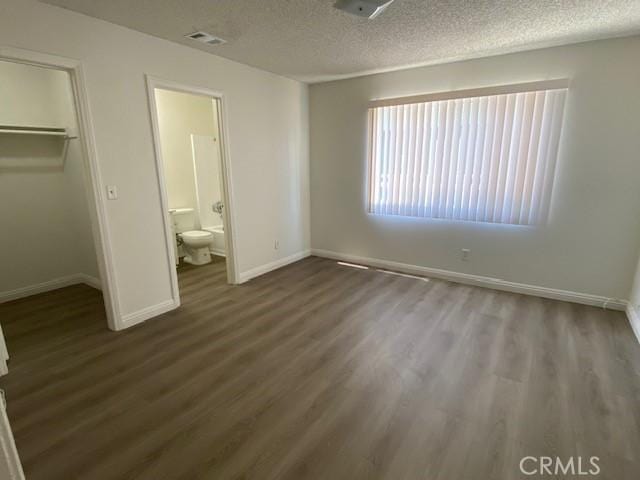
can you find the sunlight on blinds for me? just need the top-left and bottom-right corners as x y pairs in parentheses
(367, 85), (567, 225)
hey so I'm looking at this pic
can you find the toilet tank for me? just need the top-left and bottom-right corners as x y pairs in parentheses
(169, 208), (196, 233)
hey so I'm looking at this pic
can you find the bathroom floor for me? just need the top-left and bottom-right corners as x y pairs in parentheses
(1, 257), (639, 479)
(176, 253), (226, 273)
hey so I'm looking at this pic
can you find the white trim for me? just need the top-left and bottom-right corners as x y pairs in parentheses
(0, 320), (7, 375)
(0, 324), (7, 362)
(0, 46), (122, 330)
(0, 314), (8, 377)
(0, 397), (24, 480)
(311, 249), (627, 310)
(0, 274), (102, 304)
(144, 75), (241, 321)
(69, 60), (121, 329)
(238, 250), (311, 283)
(144, 78), (182, 307)
(120, 299), (179, 329)
(626, 304), (640, 345)
(210, 249), (226, 258)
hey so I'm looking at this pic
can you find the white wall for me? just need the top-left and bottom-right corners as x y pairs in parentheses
(0, 0), (310, 321)
(310, 36), (640, 300)
(0, 61), (63, 127)
(154, 89), (216, 214)
(0, 60), (99, 297)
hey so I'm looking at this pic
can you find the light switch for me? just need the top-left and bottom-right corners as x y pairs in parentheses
(106, 185), (118, 200)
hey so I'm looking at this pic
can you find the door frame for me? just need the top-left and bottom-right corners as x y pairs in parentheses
(0, 46), (122, 330)
(144, 75), (240, 301)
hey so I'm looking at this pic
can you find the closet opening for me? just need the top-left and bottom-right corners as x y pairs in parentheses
(0, 56), (115, 377)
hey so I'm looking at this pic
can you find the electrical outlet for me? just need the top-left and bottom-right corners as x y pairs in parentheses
(274, 240), (280, 250)
(461, 248), (471, 261)
(106, 185), (118, 200)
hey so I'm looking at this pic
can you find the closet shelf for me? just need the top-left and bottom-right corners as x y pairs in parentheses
(0, 125), (76, 139)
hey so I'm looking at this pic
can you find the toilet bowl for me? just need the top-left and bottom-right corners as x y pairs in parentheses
(180, 230), (214, 265)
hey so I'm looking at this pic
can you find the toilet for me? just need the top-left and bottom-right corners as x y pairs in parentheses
(169, 208), (213, 265)
(180, 230), (214, 265)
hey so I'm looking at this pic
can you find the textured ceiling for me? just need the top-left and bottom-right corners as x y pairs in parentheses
(39, 0), (640, 82)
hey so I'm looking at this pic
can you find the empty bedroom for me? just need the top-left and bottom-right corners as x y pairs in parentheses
(0, 1), (639, 479)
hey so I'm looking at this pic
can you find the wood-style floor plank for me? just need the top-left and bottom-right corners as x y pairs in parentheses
(1, 256), (639, 479)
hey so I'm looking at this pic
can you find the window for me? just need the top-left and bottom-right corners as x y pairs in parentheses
(367, 80), (568, 225)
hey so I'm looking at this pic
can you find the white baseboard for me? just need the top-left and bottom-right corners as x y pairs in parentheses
(0, 273), (103, 304)
(238, 250), (311, 283)
(311, 249), (627, 311)
(626, 304), (640, 345)
(75, 274), (102, 290)
(120, 299), (179, 330)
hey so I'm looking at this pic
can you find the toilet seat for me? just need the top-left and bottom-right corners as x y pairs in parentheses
(181, 230), (213, 241)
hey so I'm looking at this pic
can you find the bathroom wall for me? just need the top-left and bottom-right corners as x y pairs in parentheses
(191, 133), (224, 229)
(154, 89), (218, 219)
(0, 60), (99, 300)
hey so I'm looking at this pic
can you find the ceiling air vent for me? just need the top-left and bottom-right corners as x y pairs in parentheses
(333, 0), (395, 19)
(185, 31), (226, 46)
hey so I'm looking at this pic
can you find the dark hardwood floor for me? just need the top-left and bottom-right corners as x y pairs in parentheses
(1, 256), (639, 479)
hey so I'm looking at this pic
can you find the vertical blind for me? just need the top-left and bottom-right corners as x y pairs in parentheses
(367, 82), (567, 225)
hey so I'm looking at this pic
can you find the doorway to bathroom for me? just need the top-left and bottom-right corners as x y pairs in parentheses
(146, 77), (238, 302)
